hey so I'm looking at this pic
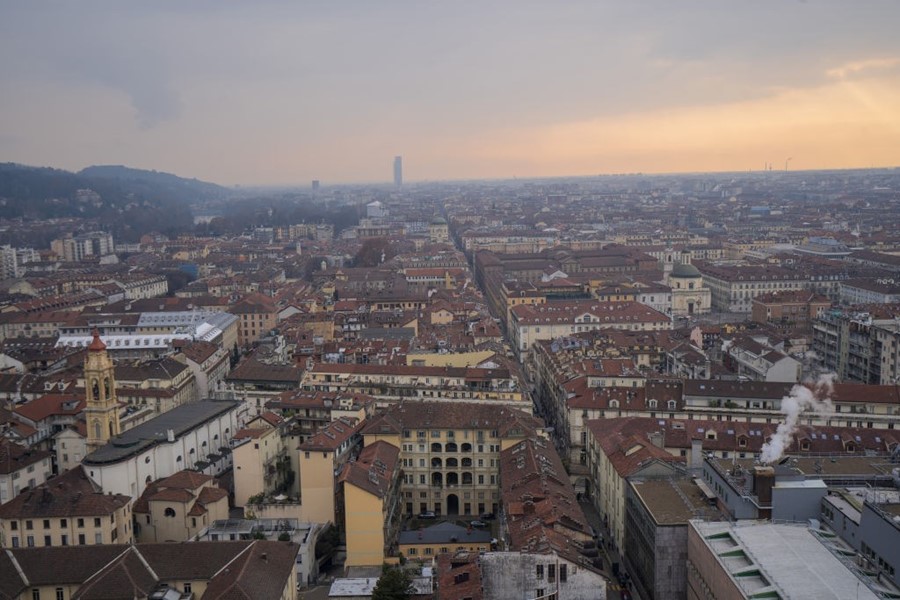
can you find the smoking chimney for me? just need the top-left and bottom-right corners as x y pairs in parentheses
(753, 466), (775, 506)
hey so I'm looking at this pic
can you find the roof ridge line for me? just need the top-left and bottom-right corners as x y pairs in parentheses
(5, 548), (29, 587)
(210, 540), (255, 580)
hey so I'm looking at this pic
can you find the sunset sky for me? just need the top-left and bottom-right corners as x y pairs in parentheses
(1, 1), (899, 185)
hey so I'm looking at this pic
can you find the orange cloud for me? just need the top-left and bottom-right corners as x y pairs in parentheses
(460, 64), (900, 177)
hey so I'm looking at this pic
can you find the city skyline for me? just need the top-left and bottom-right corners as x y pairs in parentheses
(1, 2), (899, 185)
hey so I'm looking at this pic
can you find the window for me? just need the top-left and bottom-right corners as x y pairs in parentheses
(56, 588), (65, 600)
(536, 564), (543, 579)
(77, 518), (84, 528)
(44, 535), (52, 547)
(183, 583), (191, 594)
(32, 590), (40, 600)
(27, 535), (35, 547)
(10, 522), (17, 531)
(61, 535), (68, 546)
(94, 517), (101, 527)
(78, 534), (85, 545)
(560, 564), (567, 582)
(26, 520), (33, 530)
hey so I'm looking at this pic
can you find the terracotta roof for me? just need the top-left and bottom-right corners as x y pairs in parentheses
(227, 358), (301, 384)
(0, 438), (51, 475)
(178, 340), (220, 364)
(0, 467), (129, 519)
(338, 440), (399, 499)
(234, 427), (269, 440)
(88, 329), (106, 352)
(436, 552), (484, 600)
(500, 438), (591, 547)
(361, 401), (543, 435)
(148, 488), (195, 503)
(299, 417), (361, 452)
(157, 470), (213, 491)
(5, 541), (297, 600)
(71, 546), (157, 599)
(14, 394), (85, 423)
(201, 541), (298, 600)
(586, 419), (682, 478)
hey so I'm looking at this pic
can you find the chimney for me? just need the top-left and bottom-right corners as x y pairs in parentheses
(166, 429), (175, 443)
(261, 552), (268, 563)
(648, 431), (664, 449)
(524, 500), (535, 515)
(753, 466), (775, 506)
(690, 438), (704, 471)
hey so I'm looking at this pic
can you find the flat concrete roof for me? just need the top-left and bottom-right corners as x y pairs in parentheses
(399, 522), (491, 545)
(329, 576), (431, 597)
(83, 400), (240, 465)
(631, 477), (721, 525)
(693, 521), (884, 600)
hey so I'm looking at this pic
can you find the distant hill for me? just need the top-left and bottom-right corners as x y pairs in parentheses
(0, 162), (228, 242)
(78, 165), (227, 201)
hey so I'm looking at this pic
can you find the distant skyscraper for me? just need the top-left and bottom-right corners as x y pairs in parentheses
(393, 156), (403, 186)
(311, 179), (320, 190)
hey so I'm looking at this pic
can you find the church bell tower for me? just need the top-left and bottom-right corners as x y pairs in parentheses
(84, 330), (120, 452)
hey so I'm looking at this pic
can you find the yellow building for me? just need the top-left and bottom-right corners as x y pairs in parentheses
(298, 417), (362, 525)
(360, 401), (544, 518)
(0, 467), (132, 548)
(339, 440), (402, 567)
(132, 470), (229, 543)
(232, 415), (287, 508)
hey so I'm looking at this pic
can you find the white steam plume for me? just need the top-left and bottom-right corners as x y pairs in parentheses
(760, 373), (836, 465)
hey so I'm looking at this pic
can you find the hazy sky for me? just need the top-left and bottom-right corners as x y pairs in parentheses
(1, 1), (899, 185)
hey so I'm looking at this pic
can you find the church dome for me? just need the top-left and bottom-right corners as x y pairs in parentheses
(670, 263), (701, 278)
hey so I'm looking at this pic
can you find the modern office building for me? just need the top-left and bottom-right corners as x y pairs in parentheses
(393, 156), (403, 186)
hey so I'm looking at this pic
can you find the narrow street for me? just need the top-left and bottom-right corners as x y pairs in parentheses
(578, 500), (640, 600)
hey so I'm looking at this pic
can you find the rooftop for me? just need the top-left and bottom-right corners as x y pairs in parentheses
(692, 520), (886, 600)
(83, 400), (240, 465)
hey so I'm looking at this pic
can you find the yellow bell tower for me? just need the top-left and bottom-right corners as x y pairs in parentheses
(84, 330), (120, 452)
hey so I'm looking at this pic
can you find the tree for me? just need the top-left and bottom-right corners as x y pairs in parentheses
(354, 237), (396, 267)
(371, 564), (414, 600)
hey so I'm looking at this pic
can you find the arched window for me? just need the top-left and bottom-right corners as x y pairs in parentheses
(164, 508), (176, 517)
(176, 455), (183, 463)
(93, 420), (102, 440)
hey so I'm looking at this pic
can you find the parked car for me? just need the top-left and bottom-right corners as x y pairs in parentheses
(481, 512), (495, 520)
(470, 520), (487, 528)
(418, 511), (436, 519)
